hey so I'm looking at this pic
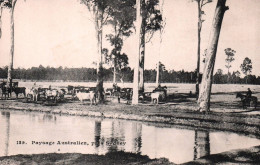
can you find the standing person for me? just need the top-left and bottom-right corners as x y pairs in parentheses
(126, 89), (131, 104)
(117, 87), (120, 103)
(32, 82), (37, 89)
(246, 88), (252, 99)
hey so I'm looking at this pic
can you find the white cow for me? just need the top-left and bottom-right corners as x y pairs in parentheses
(151, 92), (160, 104)
(76, 91), (96, 105)
(26, 87), (38, 101)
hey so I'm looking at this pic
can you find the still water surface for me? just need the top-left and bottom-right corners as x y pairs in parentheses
(0, 110), (260, 164)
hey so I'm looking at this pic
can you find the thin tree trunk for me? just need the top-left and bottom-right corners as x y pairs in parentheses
(139, 16), (146, 91)
(0, 7), (3, 38)
(113, 64), (116, 83)
(198, 0), (228, 112)
(156, 61), (160, 86)
(95, 8), (104, 103)
(132, 0), (142, 104)
(113, 24), (117, 84)
(196, 0), (202, 99)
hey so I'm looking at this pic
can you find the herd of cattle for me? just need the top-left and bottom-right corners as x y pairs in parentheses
(0, 82), (168, 105)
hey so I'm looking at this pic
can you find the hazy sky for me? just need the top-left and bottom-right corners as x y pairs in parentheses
(0, 0), (259, 76)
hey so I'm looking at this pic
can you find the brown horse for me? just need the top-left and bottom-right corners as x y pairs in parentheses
(236, 93), (258, 109)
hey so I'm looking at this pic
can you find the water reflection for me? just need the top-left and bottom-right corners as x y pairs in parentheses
(94, 121), (101, 148)
(131, 123), (142, 153)
(194, 130), (210, 160)
(0, 111), (260, 164)
(1, 112), (10, 156)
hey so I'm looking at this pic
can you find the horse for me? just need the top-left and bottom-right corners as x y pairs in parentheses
(236, 92), (258, 109)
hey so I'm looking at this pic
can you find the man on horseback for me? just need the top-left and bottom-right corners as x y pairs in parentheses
(246, 88), (252, 99)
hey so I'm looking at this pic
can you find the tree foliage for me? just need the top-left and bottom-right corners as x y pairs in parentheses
(0, 0), (12, 38)
(240, 57), (252, 76)
(224, 48), (236, 74)
(143, 0), (163, 43)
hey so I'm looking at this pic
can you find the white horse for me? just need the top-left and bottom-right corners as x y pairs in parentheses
(76, 91), (96, 105)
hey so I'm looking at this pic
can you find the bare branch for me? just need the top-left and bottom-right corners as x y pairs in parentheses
(202, 0), (212, 7)
(145, 30), (155, 43)
(102, 12), (109, 25)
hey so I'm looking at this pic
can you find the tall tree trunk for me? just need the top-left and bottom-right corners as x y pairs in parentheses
(132, 0), (142, 104)
(196, 0), (202, 99)
(7, 1), (16, 94)
(95, 8), (104, 103)
(139, 0), (146, 92)
(198, 0), (228, 112)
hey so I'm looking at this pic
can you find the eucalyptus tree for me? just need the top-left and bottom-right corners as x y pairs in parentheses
(104, 0), (135, 84)
(191, 0), (213, 99)
(240, 57), (252, 84)
(224, 48), (235, 82)
(139, 0), (163, 91)
(103, 38), (129, 84)
(81, 0), (113, 102)
(198, 0), (229, 112)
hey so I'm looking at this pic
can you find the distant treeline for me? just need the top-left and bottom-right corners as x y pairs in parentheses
(0, 66), (259, 84)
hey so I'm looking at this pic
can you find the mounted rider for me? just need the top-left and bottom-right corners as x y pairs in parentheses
(246, 88), (252, 100)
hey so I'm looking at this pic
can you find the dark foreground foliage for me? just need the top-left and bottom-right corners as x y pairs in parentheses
(182, 145), (260, 164)
(0, 151), (174, 165)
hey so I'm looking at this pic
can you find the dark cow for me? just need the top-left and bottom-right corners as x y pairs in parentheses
(13, 87), (26, 99)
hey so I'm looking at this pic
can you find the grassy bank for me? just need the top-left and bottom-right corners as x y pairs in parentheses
(1, 94), (260, 138)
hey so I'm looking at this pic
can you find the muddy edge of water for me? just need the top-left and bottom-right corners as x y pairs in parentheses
(1, 99), (260, 138)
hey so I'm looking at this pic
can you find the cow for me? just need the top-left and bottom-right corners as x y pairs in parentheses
(26, 87), (38, 102)
(45, 89), (59, 102)
(75, 91), (96, 105)
(13, 87), (26, 99)
(151, 92), (161, 104)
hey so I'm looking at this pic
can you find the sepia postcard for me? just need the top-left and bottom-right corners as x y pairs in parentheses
(0, 0), (259, 164)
